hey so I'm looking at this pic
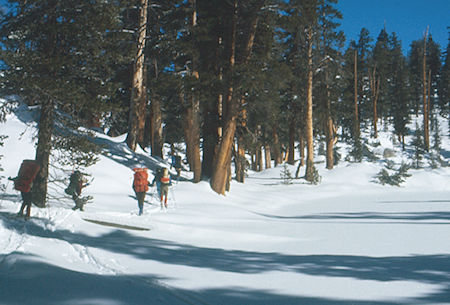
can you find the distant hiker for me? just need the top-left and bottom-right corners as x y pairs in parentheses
(159, 168), (172, 209)
(151, 167), (163, 198)
(171, 154), (182, 178)
(65, 170), (89, 211)
(132, 167), (150, 216)
(8, 160), (40, 220)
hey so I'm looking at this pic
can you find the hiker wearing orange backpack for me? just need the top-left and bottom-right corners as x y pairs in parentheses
(132, 167), (151, 216)
(8, 160), (40, 220)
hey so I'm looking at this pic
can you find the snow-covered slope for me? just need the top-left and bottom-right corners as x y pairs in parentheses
(0, 101), (449, 305)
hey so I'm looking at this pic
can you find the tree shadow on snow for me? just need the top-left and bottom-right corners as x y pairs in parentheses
(0, 211), (449, 304)
(1, 254), (416, 305)
(255, 211), (450, 224)
(94, 136), (190, 182)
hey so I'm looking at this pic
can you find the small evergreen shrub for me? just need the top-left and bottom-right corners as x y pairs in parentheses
(411, 122), (425, 169)
(308, 166), (321, 185)
(280, 163), (293, 185)
(375, 161), (411, 186)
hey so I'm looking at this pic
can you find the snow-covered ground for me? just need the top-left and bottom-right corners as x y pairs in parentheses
(0, 101), (449, 305)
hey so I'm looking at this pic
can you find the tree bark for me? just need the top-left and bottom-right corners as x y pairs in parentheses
(353, 49), (360, 139)
(182, 0), (202, 182)
(264, 144), (271, 169)
(370, 66), (380, 138)
(33, 100), (55, 207)
(126, 0), (148, 151)
(305, 27), (316, 182)
(148, 58), (163, 158)
(235, 107), (247, 183)
(423, 27), (430, 151)
(295, 133), (305, 178)
(272, 124), (282, 166)
(210, 0), (260, 194)
(287, 120), (296, 165)
(210, 0), (238, 194)
(183, 93), (202, 182)
(325, 72), (336, 170)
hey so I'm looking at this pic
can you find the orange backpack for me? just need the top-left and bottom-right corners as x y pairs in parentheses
(14, 160), (40, 193)
(133, 168), (149, 192)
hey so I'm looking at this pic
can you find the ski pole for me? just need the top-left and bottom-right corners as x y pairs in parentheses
(170, 186), (177, 208)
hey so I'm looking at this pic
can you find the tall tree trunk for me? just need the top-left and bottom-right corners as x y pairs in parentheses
(235, 139), (245, 182)
(324, 71), (336, 170)
(257, 144), (263, 171)
(183, 0), (202, 182)
(305, 27), (316, 182)
(353, 49), (360, 139)
(370, 66), (380, 138)
(210, 0), (260, 194)
(202, 33), (223, 178)
(150, 58), (163, 158)
(264, 144), (271, 169)
(202, 99), (218, 178)
(325, 99), (335, 169)
(126, 0), (148, 151)
(235, 108), (247, 183)
(210, 0), (238, 194)
(211, 117), (237, 194)
(287, 120), (296, 165)
(183, 94), (202, 182)
(295, 132), (305, 179)
(272, 124), (282, 166)
(423, 27), (430, 151)
(33, 100), (55, 207)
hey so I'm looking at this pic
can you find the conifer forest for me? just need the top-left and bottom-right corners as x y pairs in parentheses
(0, 0), (449, 201)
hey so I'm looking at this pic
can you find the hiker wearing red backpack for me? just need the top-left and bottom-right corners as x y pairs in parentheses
(8, 160), (40, 220)
(132, 167), (150, 215)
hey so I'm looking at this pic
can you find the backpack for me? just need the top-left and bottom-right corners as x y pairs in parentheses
(133, 168), (149, 193)
(14, 160), (40, 193)
(160, 176), (171, 186)
(65, 171), (83, 196)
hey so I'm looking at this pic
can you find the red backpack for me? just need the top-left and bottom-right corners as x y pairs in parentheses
(133, 168), (149, 192)
(14, 160), (40, 193)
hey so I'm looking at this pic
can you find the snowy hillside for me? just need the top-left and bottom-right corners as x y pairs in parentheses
(0, 101), (450, 305)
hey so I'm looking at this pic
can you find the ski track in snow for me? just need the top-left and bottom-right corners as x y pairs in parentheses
(0, 202), (213, 304)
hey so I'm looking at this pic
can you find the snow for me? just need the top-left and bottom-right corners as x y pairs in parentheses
(0, 100), (449, 305)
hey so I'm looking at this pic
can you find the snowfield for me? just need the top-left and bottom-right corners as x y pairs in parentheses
(0, 101), (449, 305)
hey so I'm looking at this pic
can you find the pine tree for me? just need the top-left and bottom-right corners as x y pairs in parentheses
(209, 0), (267, 194)
(314, 0), (344, 170)
(411, 122), (425, 169)
(438, 32), (450, 117)
(0, 0), (125, 206)
(126, 0), (149, 151)
(280, 163), (293, 184)
(370, 28), (390, 138)
(390, 33), (411, 150)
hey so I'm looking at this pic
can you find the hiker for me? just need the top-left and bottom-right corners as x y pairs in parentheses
(8, 160), (40, 220)
(132, 167), (150, 216)
(171, 154), (182, 178)
(159, 168), (172, 209)
(65, 170), (89, 211)
(151, 167), (163, 197)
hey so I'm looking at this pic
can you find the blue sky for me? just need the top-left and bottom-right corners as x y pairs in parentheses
(1, 0), (448, 53)
(336, 0), (449, 53)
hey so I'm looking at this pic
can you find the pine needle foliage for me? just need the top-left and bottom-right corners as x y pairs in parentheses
(280, 163), (293, 185)
(375, 161), (411, 186)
